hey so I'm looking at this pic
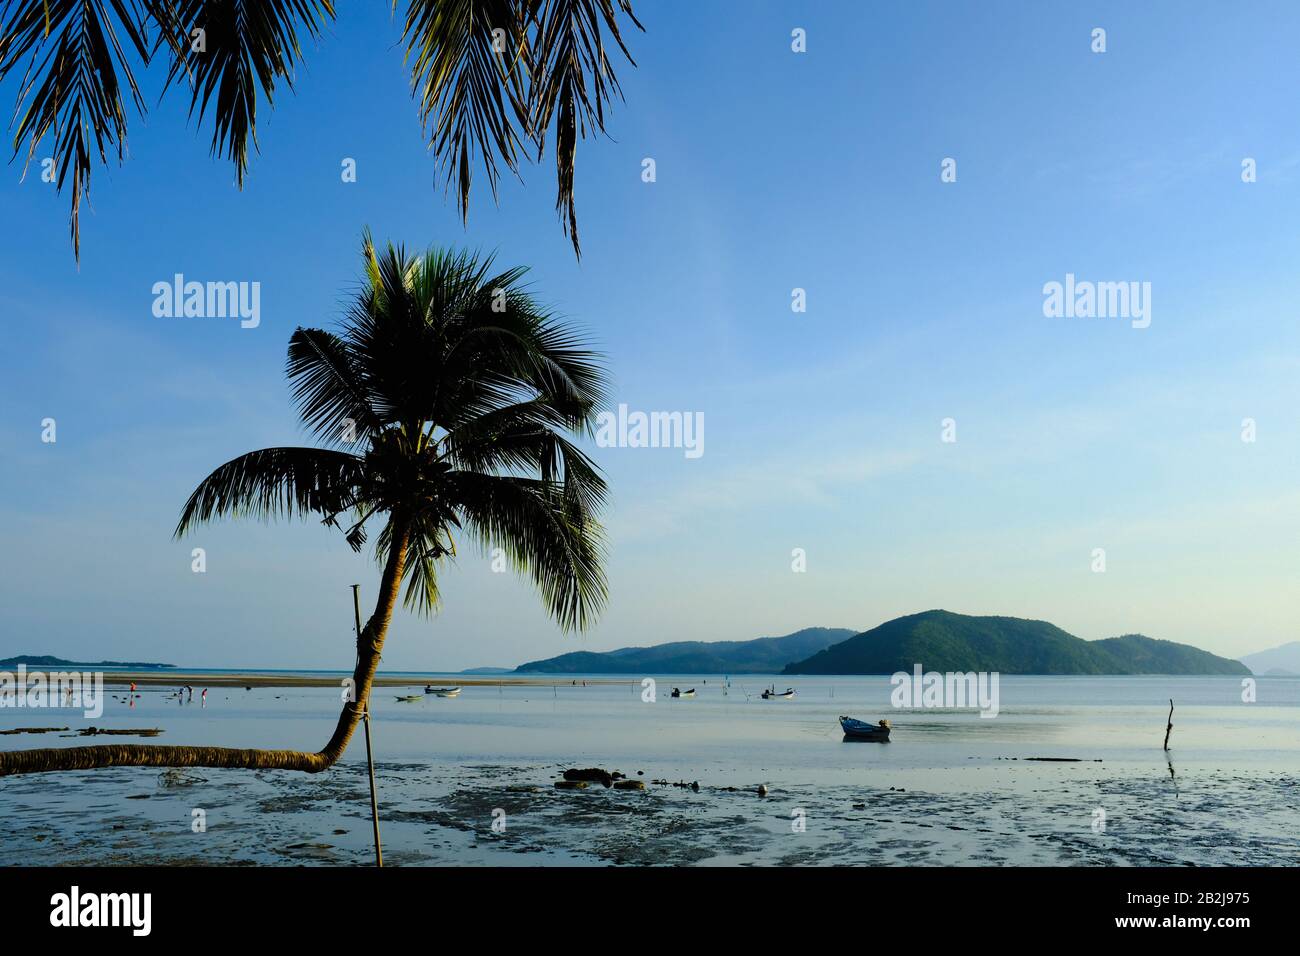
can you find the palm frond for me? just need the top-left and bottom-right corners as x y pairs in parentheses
(400, 0), (525, 221)
(440, 290), (607, 427)
(527, 0), (642, 257)
(161, 0), (334, 186)
(175, 445), (365, 536)
(286, 326), (386, 448)
(373, 511), (454, 615)
(0, 0), (153, 261)
(441, 398), (606, 513)
(450, 471), (606, 631)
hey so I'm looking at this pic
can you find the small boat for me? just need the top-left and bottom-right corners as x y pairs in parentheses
(670, 687), (696, 698)
(839, 716), (891, 741)
(394, 694), (423, 702)
(762, 686), (796, 700)
(425, 686), (462, 697)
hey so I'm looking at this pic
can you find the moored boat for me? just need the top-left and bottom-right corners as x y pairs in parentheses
(425, 686), (462, 697)
(670, 687), (696, 698)
(762, 686), (796, 700)
(839, 716), (891, 741)
(395, 694), (423, 702)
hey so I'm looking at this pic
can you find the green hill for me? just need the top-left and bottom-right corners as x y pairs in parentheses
(782, 611), (1249, 675)
(515, 627), (855, 674)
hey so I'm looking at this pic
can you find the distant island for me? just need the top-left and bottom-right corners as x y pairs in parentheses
(1239, 641), (1300, 677)
(515, 627), (855, 674)
(0, 655), (175, 669)
(783, 610), (1250, 675)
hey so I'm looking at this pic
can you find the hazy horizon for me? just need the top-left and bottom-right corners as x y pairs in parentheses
(3, 1), (1298, 670)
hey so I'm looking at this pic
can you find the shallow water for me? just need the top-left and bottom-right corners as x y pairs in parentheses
(1, 675), (1297, 865)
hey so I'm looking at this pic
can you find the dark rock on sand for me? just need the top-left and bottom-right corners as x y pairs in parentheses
(563, 767), (614, 788)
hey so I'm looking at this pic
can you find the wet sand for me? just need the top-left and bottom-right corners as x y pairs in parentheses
(3, 676), (1296, 866)
(2, 759), (1296, 867)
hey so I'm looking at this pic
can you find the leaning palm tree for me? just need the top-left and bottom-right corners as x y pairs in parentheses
(0, 232), (608, 776)
(0, 0), (641, 261)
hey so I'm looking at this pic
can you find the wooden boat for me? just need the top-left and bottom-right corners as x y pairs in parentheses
(670, 687), (696, 698)
(425, 686), (462, 697)
(839, 716), (891, 741)
(394, 694), (423, 702)
(762, 687), (796, 700)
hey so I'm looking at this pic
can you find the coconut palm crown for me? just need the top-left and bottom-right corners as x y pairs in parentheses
(178, 232), (608, 628)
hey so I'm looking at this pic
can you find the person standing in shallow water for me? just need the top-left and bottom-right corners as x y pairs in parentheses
(201, 689), (208, 706)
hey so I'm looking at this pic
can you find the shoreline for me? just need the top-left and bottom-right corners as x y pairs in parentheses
(96, 671), (638, 689)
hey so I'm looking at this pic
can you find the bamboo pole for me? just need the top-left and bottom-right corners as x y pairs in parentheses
(1163, 698), (1174, 752)
(353, 584), (383, 868)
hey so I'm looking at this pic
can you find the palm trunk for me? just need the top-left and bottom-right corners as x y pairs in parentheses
(0, 523), (411, 777)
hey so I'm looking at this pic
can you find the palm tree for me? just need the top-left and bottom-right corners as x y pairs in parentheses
(0, 232), (608, 777)
(0, 0), (641, 260)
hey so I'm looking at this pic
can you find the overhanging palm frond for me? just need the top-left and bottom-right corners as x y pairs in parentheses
(160, 0), (335, 187)
(400, 0), (525, 222)
(0, 0), (152, 261)
(527, 0), (642, 257)
(174, 445), (365, 536)
(402, 0), (642, 258)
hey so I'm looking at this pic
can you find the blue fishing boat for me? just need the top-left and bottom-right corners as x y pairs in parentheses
(839, 716), (891, 741)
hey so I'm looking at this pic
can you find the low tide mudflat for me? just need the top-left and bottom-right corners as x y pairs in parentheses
(1, 675), (1297, 866)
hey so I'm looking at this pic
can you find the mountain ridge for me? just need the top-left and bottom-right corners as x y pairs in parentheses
(783, 610), (1249, 675)
(514, 627), (855, 674)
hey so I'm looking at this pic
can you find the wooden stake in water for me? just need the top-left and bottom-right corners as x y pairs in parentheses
(1163, 698), (1174, 752)
(353, 584), (383, 868)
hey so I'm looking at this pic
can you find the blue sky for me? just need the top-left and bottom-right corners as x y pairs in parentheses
(2, 1), (1298, 669)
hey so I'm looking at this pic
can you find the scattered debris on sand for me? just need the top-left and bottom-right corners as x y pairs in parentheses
(77, 727), (164, 738)
(0, 727), (68, 735)
(157, 769), (206, 789)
